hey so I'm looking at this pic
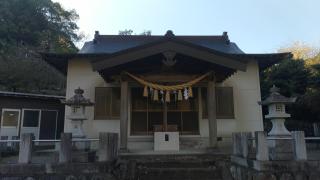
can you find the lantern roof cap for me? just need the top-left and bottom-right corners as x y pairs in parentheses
(258, 85), (296, 105)
(62, 87), (94, 106)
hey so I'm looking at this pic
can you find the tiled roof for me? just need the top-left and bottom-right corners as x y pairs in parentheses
(79, 31), (244, 54)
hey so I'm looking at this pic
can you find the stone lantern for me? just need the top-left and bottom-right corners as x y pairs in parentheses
(62, 87), (94, 139)
(259, 85), (296, 160)
(259, 85), (296, 136)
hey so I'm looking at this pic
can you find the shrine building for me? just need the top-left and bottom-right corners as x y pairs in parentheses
(42, 30), (291, 152)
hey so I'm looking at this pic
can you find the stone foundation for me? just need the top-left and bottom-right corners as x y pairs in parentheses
(268, 138), (294, 160)
(231, 156), (320, 180)
(1, 154), (320, 180)
(0, 154), (231, 180)
(0, 162), (112, 179)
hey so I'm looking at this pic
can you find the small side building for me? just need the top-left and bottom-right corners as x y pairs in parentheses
(0, 91), (65, 140)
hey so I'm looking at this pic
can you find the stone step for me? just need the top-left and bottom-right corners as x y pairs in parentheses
(136, 160), (218, 168)
(137, 167), (224, 180)
(120, 154), (231, 179)
(120, 153), (229, 162)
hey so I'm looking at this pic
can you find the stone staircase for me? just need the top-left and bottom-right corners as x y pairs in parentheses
(120, 154), (232, 180)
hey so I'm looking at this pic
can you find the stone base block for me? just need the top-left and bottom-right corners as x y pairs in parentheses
(72, 140), (90, 151)
(72, 150), (96, 162)
(268, 137), (293, 160)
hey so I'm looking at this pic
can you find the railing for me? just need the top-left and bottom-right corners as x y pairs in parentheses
(232, 131), (315, 161)
(0, 138), (100, 143)
(0, 132), (118, 164)
(243, 137), (320, 141)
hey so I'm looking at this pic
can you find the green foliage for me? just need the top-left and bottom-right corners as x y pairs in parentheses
(140, 30), (152, 36)
(260, 59), (310, 98)
(298, 63), (320, 121)
(261, 54), (320, 123)
(309, 63), (320, 89)
(0, 0), (81, 95)
(278, 41), (319, 60)
(118, 29), (134, 35)
(0, 59), (65, 94)
(307, 54), (320, 66)
(0, 0), (80, 56)
(118, 29), (151, 36)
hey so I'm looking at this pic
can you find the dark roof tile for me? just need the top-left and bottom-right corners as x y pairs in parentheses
(79, 34), (244, 54)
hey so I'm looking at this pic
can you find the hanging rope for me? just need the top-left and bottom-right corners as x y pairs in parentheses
(125, 71), (211, 91)
(125, 71), (211, 101)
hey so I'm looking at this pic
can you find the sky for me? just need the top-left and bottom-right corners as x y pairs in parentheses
(53, 0), (320, 53)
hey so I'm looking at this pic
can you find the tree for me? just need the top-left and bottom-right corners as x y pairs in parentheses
(278, 41), (319, 61)
(261, 42), (320, 126)
(118, 29), (133, 35)
(118, 29), (151, 36)
(0, 0), (82, 95)
(140, 30), (152, 36)
(298, 63), (320, 122)
(260, 58), (310, 98)
(307, 54), (320, 65)
(309, 63), (320, 88)
(0, 0), (80, 57)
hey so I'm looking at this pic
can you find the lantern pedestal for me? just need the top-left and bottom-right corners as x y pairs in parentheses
(268, 118), (291, 136)
(267, 118), (293, 160)
(266, 112), (293, 160)
(69, 119), (88, 150)
(70, 119), (86, 139)
(67, 110), (87, 139)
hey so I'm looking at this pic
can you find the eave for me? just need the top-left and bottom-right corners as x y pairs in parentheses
(40, 52), (110, 75)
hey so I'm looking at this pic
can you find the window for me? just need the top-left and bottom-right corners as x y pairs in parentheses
(276, 104), (283, 112)
(1, 109), (20, 127)
(94, 87), (120, 119)
(23, 110), (40, 127)
(202, 87), (234, 119)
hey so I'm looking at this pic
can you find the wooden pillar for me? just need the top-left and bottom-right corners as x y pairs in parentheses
(207, 78), (217, 148)
(163, 102), (168, 131)
(120, 80), (129, 151)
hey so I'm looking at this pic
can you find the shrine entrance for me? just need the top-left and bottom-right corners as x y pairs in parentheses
(130, 87), (199, 136)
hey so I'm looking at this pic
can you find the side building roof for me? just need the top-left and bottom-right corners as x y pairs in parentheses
(0, 91), (65, 101)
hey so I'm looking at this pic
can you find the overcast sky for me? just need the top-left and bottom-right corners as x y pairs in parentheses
(53, 0), (320, 53)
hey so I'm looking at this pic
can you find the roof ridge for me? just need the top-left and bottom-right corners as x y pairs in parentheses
(95, 34), (225, 38)
(91, 30), (230, 48)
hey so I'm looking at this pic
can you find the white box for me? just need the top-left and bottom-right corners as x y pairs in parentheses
(154, 132), (179, 151)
